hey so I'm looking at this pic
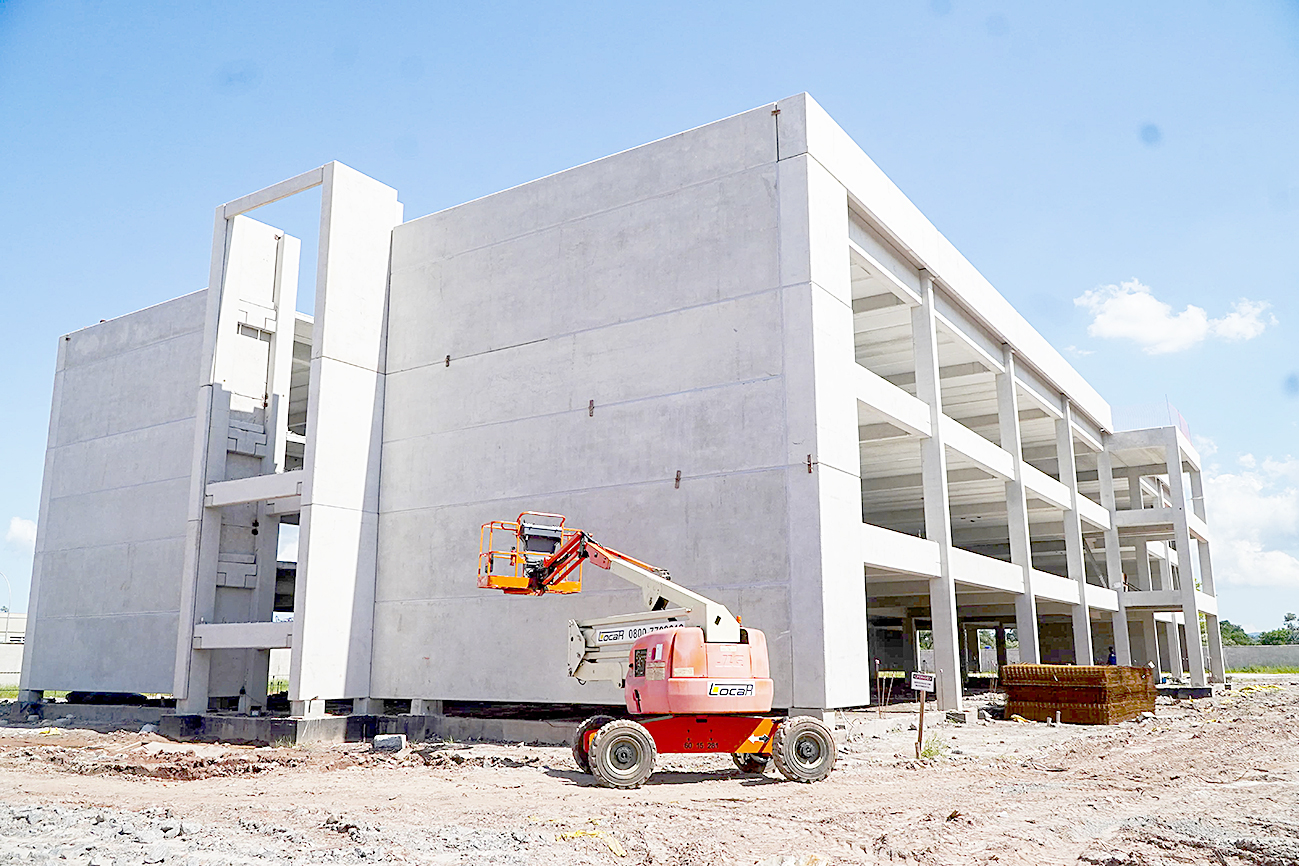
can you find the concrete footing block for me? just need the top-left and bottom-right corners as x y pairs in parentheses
(946, 710), (974, 724)
(372, 733), (407, 751)
(155, 712), (577, 747)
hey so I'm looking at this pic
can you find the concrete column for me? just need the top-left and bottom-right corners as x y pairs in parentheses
(995, 625), (1008, 670)
(1157, 546), (1173, 591)
(958, 626), (968, 681)
(1195, 536), (1217, 599)
(1056, 403), (1092, 665)
(175, 387), (232, 714)
(1126, 470), (1143, 509)
(902, 613), (918, 676)
(912, 272), (961, 711)
(996, 346), (1040, 664)
(1162, 617), (1184, 681)
(1164, 435), (1207, 687)
(1134, 538), (1153, 590)
(1137, 612), (1160, 669)
(778, 149), (865, 714)
(1204, 613), (1225, 683)
(410, 699), (443, 715)
(353, 698), (381, 715)
(292, 164), (404, 707)
(291, 698), (326, 718)
(1189, 468), (1223, 681)
(1110, 596), (1131, 667)
(1096, 444), (1131, 664)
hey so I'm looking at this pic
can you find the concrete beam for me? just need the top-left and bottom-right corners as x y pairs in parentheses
(1032, 570), (1080, 605)
(222, 167), (325, 219)
(853, 363), (931, 438)
(847, 238), (920, 306)
(883, 361), (989, 389)
(1083, 584), (1120, 613)
(861, 522), (942, 577)
(192, 621), (293, 650)
(1132, 588), (1173, 611)
(949, 548), (1023, 593)
(941, 415), (1014, 480)
(205, 470), (304, 507)
(1022, 462), (1071, 511)
(1076, 495), (1111, 531)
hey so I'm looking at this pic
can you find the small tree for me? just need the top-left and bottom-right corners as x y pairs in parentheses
(1218, 620), (1253, 646)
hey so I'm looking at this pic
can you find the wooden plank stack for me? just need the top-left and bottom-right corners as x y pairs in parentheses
(1000, 664), (1155, 724)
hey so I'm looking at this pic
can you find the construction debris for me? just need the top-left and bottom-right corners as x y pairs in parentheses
(0, 678), (1292, 864)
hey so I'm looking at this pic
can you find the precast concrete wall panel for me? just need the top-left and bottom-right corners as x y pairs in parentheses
(23, 291), (207, 695)
(374, 105), (804, 706)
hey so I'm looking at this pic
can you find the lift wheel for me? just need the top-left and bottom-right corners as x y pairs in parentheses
(578, 714), (835, 788)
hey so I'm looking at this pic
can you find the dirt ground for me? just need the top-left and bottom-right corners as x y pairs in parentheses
(0, 677), (1295, 866)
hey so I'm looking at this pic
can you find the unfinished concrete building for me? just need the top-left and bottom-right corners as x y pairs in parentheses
(20, 94), (1225, 716)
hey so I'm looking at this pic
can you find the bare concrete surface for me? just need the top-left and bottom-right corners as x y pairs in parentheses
(0, 679), (1295, 865)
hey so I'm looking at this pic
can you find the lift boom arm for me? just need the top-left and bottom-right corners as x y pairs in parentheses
(481, 513), (741, 686)
(542, 531), (741, 685)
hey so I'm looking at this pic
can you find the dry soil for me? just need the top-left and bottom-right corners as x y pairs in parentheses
(0, 677), (1295, 866)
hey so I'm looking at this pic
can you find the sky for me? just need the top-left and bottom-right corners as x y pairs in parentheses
(1, 1), (1297, 633)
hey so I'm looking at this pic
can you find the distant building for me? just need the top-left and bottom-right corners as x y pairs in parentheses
(1, 613), (27, 688)
(20, 95), (1224, 714)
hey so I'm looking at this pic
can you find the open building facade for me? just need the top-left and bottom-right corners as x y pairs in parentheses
(20, 94), (1225, 715)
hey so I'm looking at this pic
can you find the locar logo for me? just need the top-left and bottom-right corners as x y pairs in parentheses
(708, 682), (755, 697)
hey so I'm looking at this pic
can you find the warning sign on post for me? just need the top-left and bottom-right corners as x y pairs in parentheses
(910, 672), (935, 693)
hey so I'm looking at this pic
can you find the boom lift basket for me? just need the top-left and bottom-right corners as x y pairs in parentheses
(478, 512), (584, 594)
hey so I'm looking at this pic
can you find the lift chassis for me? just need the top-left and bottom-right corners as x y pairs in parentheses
(479, 512), (836, 788)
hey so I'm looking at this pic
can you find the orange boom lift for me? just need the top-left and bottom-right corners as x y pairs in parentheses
(479, 512), (835, 788)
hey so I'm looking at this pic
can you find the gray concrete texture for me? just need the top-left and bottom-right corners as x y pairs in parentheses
(375, 104), (808, 707)
(1222, 645), (1299, 669)
(21, 291), (208, 695)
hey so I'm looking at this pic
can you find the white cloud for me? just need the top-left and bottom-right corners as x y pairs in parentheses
(4, 517), (36, 553)
(1213, 299), (1274, 341)
(1204, 457), (1299, 589)
(1074, 279), (1275, 354)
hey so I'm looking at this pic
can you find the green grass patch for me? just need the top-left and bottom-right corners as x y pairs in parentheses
(1228, 665), (1299, 674)
(268, 678), (289, 694)
(919, 733), (947, 759)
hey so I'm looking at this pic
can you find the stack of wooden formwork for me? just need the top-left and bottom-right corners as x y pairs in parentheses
(1000, 664), (1155, 724)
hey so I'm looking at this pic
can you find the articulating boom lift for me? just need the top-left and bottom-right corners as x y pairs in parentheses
(479, 512), (836, 788)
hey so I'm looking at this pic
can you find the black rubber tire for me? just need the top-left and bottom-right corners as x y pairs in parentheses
(589, 719), (657, 789)
(772, 716), (836, 783)
(571, 715), (616, 774)
(731, 753), (771, 774)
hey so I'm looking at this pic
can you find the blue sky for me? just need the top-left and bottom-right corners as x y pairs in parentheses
(1, 1), (1297, 631)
